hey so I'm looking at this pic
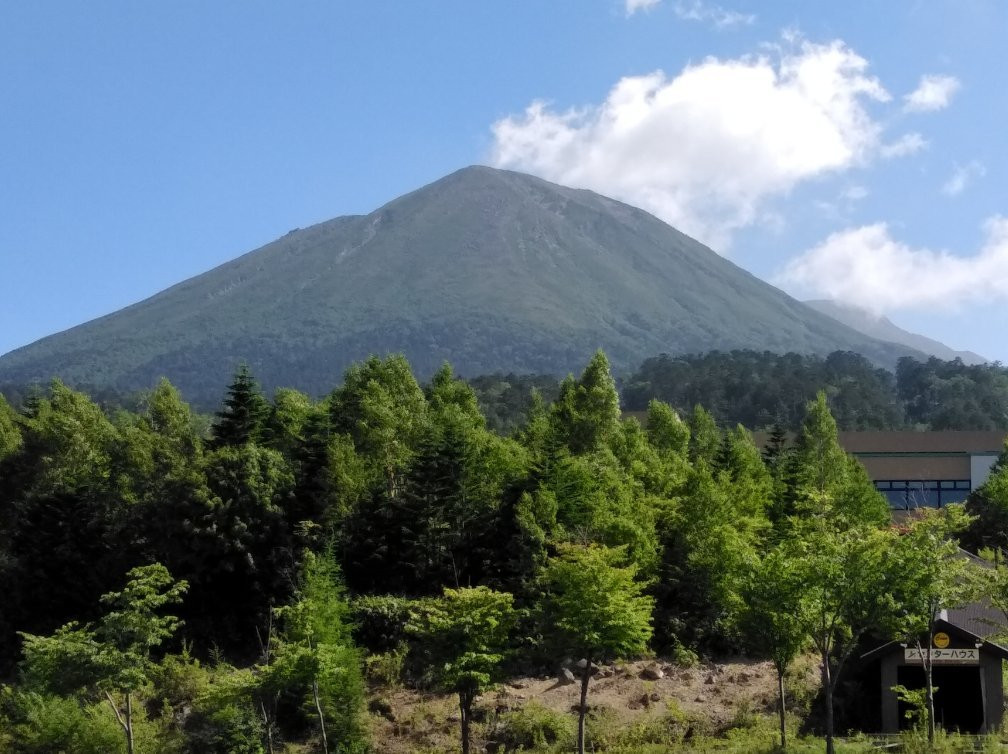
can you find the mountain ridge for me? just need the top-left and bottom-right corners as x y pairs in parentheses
(0, 165), (924, 405)
(803, 299), (986, 365)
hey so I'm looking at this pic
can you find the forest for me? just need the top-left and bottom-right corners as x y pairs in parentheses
(2, 351), (1008, 754)
(6, 349), (1007, 437)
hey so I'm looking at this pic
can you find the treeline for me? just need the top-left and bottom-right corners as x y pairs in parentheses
(7, 350), (1008, 435)
(1, 352), (1007, 753)
(623, 350), (1008, 430)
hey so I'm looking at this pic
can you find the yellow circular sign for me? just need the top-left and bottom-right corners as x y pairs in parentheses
(933, 632), (950, 649)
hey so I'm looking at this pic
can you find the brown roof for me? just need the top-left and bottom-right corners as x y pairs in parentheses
(837, 431), (1007, 455)
(748, 430), (1007, 456)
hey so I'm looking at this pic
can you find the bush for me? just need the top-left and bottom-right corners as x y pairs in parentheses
(184, 701), (264, 754)
(0, 689), (129, 754)
(598, 700), (697, 749)
(491, 701), (574, 752)
(363, 642), (408, 686)
(350, 595), (417, 654)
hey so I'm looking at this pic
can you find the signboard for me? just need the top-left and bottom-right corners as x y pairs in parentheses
(933, 632), (950, 649)
(904, 647), (979, 665)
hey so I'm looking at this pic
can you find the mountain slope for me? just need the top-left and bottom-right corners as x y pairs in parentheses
(0, 166), (922, 404)
(804, 299), (986, 365)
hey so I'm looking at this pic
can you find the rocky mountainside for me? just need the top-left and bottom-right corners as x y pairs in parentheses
(0, 166), (922, 405)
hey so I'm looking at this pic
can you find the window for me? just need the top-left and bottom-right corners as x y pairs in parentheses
(873, 480), (971, 509)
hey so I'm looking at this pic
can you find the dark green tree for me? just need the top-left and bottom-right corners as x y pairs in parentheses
(211, 364), (269, 449)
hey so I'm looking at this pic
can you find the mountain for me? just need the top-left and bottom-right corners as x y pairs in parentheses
(804, 300), (987, 366)
(0, 166), (924, 406)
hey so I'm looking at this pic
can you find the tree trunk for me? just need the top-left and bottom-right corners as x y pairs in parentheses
(312, 677), (329, 754)
(924, 653), (936, 744)
(577, 653), (592, 754)
(823, 656), (834, 754)
(460, 691), (471, 754)
(777, 665), (787, 750)
(125, 691), (135, 754)
(260, 700), (275, 754)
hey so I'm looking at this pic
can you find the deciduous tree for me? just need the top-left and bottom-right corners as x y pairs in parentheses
(410, 586), (516, 754)
(541, 544), (653, 754)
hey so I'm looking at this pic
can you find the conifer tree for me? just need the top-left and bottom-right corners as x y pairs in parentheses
(687, 404), (720, 463)
(549, 351), (620, 455)
(211, 363), (269, 448)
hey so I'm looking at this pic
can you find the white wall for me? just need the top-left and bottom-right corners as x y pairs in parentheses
(971, 454), (1000, 489)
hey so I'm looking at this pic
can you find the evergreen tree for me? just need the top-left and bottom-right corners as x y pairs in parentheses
(687, 404), (720, 464)
(211, 364), (269, 449)
(549, 351), (621, 455)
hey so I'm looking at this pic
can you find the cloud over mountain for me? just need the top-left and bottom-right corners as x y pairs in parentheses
(490, 38), (910, 250)
(776, 218), (1008, 313)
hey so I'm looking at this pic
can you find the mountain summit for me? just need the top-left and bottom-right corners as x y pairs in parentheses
(0, 166), (919, 403)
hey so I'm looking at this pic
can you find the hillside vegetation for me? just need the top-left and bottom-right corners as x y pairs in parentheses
(3, 351), (1008, 753)
(620, 350), (1008, 431)
(0, 166), (922, 406)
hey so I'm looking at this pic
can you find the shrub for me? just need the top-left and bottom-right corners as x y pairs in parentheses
(350, 595), (417, 654)
(184, 701), (264, 754)
(491, 701), (574, 752)
(364, 642), (408, 686)
(0, 689), (128, 754)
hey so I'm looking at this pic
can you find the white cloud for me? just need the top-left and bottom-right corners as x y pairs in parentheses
(775, 218), (1008, 313)
(842, 185), (868, 201)
(491, 38), (895, 249)
(904, 74), (961, 112)
(879, 132), (927, 159)
(626, 0), (661, 15)
(941, 160), (985, 196)
(673, 1), (755, 28)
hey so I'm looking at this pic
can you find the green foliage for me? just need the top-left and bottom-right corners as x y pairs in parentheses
(183, 701), (264, 754)
(892, 684), (930, 729)
(492, 700), (575, 751)
(782, 392), (889, 528)
(350, 595), (417, 654)
(363, 644), (408, 686)
(467, 373), (562, 435)
(410, 586), (516, 695)
(963, 439), (1008, 554)
(410, 586), (516, 753)
(17, 564), (187, 754)
(624, 350), (915, 431)
(2, 347), (966, 752)
(268, 550), (368, 753)
(549, 351), (621, 455)
(0, 394), (21, 461)
(20, 564), (188, 697)
(210, 364), (269, 448)
(898, 355), (1008, 430)
(646, 400), (689, 458)
(886, 506), (976, 642)
(330, 353), (427, 491)
(656, 437), (770, 652)
(260, 386), (313, 457)
(687, 405), (720, 464)
(541, 543), (653, 660)
(0, 688), (124, 754)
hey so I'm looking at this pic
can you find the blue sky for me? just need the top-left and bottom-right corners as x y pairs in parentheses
(3, 1), (1007, 362)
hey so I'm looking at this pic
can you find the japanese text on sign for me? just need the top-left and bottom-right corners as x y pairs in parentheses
(904, 647), (979, 665)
